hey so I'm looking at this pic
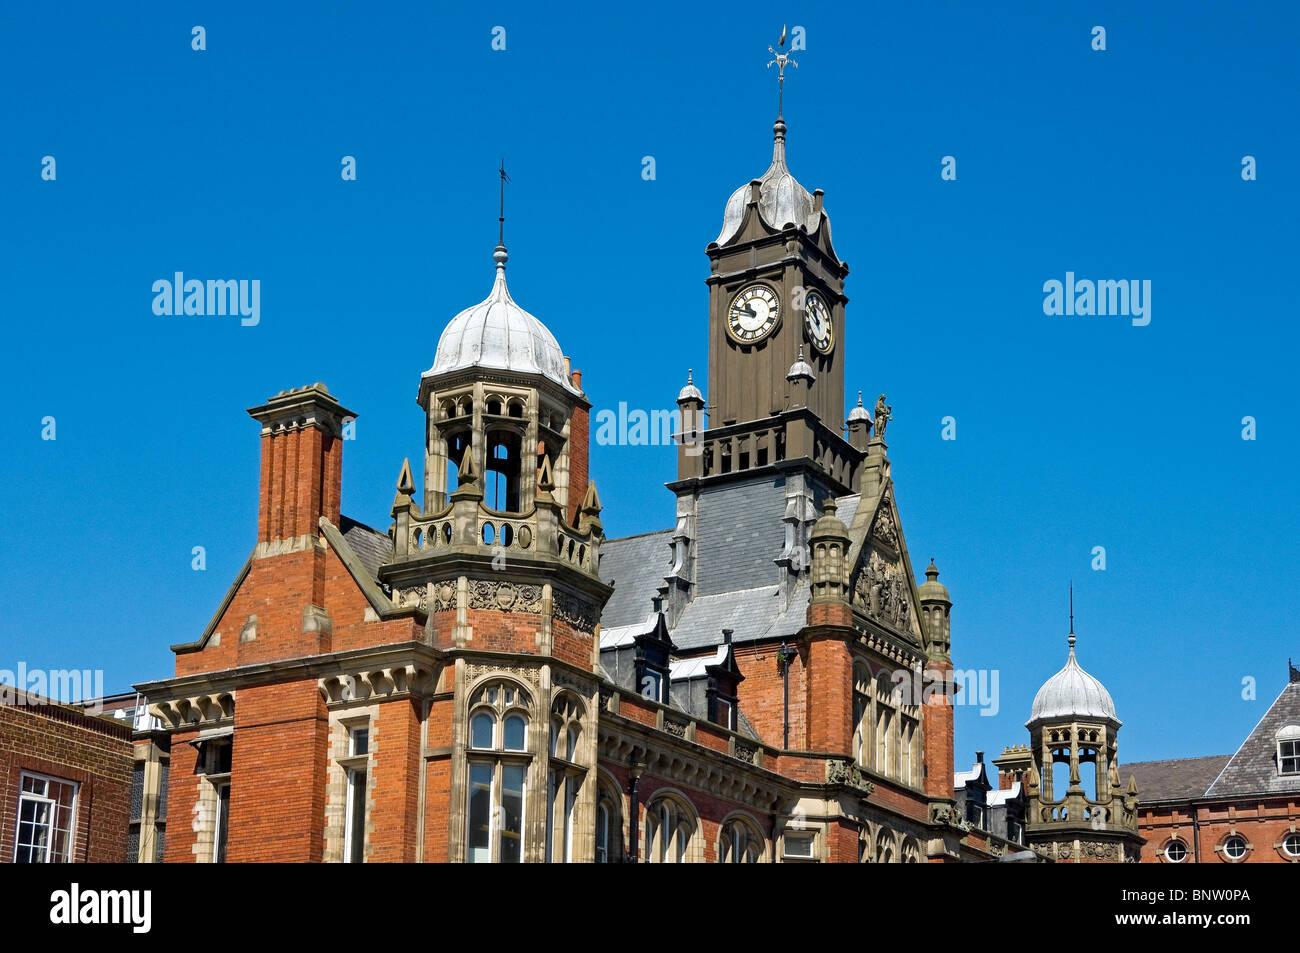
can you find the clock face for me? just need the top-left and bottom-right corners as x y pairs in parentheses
(804, 291), (834, 354)
(727, 284), (780, 344)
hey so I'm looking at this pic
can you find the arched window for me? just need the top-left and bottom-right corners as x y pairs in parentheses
(875, 673), (895, 777)
(852, 664), (871, 768)
(718, 815), (763, 863)
(546, 693), (586, 863)
(875, 829), (896, 864)
(485, 430), (521, 512)
(446, 431), (470, 494)
(901, 837), (921, 863)
(465, 681), (531, 864)
(644, 794), (696, 863)
(595, 776), (623, 864)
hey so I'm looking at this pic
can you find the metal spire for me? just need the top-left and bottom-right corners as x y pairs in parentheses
(497, 160), (510, 247)
(1068, 583), (1076, 650)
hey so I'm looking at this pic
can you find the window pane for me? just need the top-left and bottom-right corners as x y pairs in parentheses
(351, 728), (369, 757)
(500, 765), (525, 863)
(564, 780), (577, 862)
(467, 763), (492, 863)
(567, 727), (579, 762)
(15, 797), (51, 863)
(347, 770), (367, 863)
(470, 712), (495, 749)
(596, 803), (609, 863)
(504, 715), (527, 751)
(214, 784), (230, 863)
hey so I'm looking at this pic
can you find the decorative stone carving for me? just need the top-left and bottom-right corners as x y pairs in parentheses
(468, 580), (542, 613)
(398, 587), (429, 612)
(552, 590), (599, 631)
(152, 692), (235, 730)
(853, 550), (912, 633)
(1081, 841), (1118, 861)
(870, 502), (900, 552)
(825, 758), (876, 795)
(664, 718), (689, 738)
(734, 743), (758, 764)
(465, 662), (540, 688)
(317, 664), (439, 706)
(430, 582), (456, 613)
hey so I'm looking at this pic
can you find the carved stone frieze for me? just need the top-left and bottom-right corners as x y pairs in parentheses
(429, 581), (457, 613)
(552, 590), (600, 631)
(468, 580), (542, 613)
(853, 549), (912, 634)
(465, 662), (540, 688)
(870, 502), (900, 552)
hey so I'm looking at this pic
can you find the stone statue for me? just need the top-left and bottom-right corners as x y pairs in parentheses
(874, 394), (892, 439)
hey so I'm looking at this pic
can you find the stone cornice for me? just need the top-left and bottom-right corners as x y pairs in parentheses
(136, 641), (445, 703)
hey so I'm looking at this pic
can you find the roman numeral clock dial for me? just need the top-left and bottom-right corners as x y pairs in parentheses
(804, 291), (834, 354)
(726, 283), (780, 344)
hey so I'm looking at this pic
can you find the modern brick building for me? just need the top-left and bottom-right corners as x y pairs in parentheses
(128, 75), (1045, 863)
(0, 691), (134, 863)
(1127, 662), (1300, 864)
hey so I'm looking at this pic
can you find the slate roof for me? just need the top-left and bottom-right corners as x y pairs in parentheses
(596, 490), (860, 650)
(669, 584), (809, 652)
(1204, 680), (1300, 799)
(597, 529), (673, 628)
(339, 515), (394, 580)
(1125, 755), (1231, 803)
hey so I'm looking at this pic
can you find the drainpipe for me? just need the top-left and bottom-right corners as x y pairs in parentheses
(628, 760), (644, 863)
(777, 642), (798, 750)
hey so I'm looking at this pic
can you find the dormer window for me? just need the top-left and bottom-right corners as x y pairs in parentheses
(634, 614), (675, 704)
(705, 631), (744, 731)
(1277, 724), (1300, 775)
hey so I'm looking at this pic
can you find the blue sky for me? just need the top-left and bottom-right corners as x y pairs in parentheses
(1, 1), (1297, 767)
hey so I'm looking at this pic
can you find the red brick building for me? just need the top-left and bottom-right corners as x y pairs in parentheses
(1128, 663), (1300, 864)
(0, 691), (133, 863)
(135, 97), (1019, 864)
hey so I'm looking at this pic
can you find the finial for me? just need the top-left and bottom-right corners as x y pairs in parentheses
(1068, 583), (1076, 650)
(767, 25), (798, 120)
(687, 368), (694, 384)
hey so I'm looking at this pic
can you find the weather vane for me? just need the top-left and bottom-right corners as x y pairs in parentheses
(767, 25), (798, 117)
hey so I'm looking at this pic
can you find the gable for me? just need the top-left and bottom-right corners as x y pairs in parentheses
(1205, 681), (1300, 799)
(846, 489), (924, 647)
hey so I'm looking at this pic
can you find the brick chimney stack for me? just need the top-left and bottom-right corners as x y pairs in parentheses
(247, 383), (356, 547)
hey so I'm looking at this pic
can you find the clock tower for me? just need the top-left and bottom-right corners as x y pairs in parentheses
(660, 37), (870, 628)
(678, 47), (864, 498)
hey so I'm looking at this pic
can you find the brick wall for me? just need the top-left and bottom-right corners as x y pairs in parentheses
(225, 680), (328, 862)
(0, 702), (133, 863)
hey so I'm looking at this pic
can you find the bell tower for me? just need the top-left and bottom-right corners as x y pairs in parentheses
(686, 34), (864, 496)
